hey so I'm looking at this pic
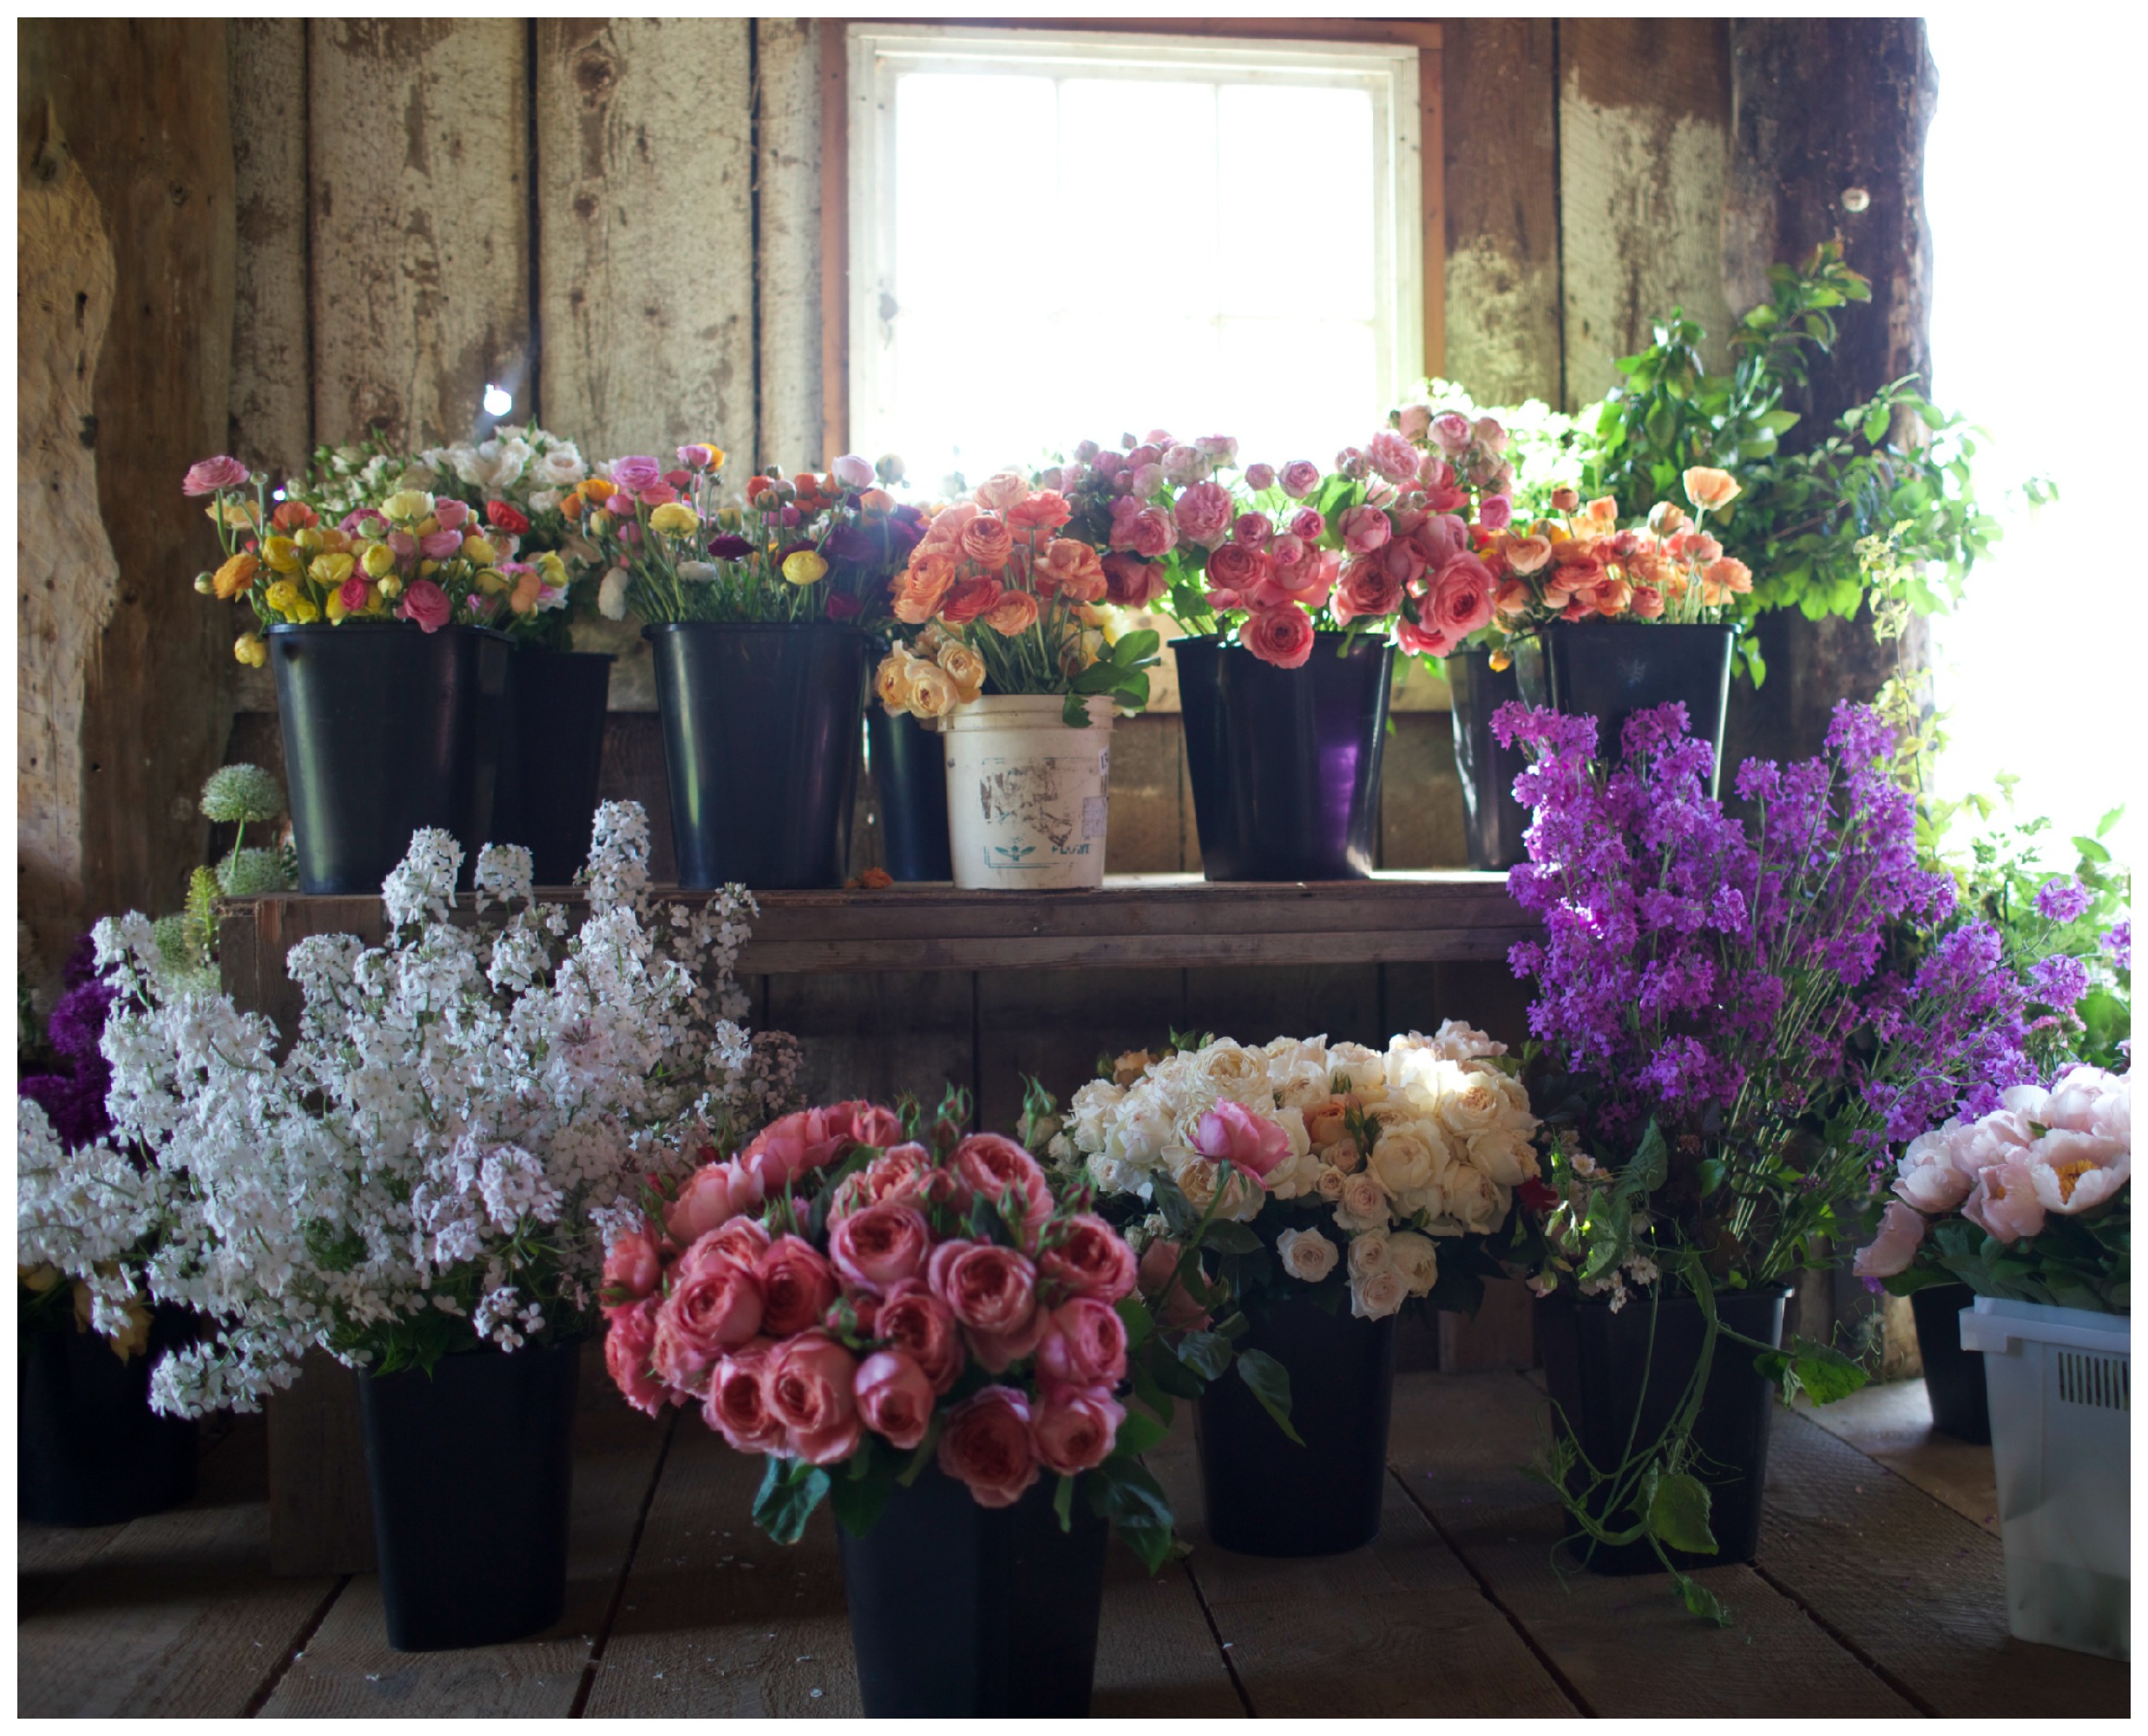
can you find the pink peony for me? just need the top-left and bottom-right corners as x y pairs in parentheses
(766, 1330), (862, 1464)
(877, 1278), (966, 1394)
(396, 579), (452, 633)
(1039, 1213), (1140, 1303)
(1851, 1200), (1927, 1280)
(704, 1339), (787, 1452)
(1962, 1161), (2048, 1244)
(1892, 1127), (1975, 1213)
(1241, 607), (1316, 669)
(605, 1297), (667, 1416)
(1031, 1386), (1124, 1476)
(829, 1200), (932, 1294)
(1034, 1298), (1129, 1391)
(1194, 1098), (1290, 1180)
(937, 1385), (1040, 1509)
(182, 455), (250, 496)
(1173, 481), (1233, 549)
(2027, 1129), (2131, 1215)
(854, 1350), (936, 1450)
(758, 1234), (842, 1337)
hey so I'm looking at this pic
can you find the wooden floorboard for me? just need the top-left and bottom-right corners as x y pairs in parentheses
(1794, 1378), (2000, 1536)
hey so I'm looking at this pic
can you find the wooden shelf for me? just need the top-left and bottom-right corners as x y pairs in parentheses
(224, 872), (1529, 985)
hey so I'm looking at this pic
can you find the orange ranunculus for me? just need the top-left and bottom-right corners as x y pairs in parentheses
(938, 576), (1004, 626)
(271, 499), (319, 533)
(1702, 557), (1753, 605)
(212, 550), (259, 600)
(1034, 537), (1105, 602)
(1502, 532), (1553, 576)
(1590, 575), (1632, 617)
(316, 526), (352, 555)
(1581, 496), (1619, 532)
(562, 490), (586, 518)
(1006, 490), (1073, 536)
(1550, 487), (1580, 513)
(1683, 467), (1741, 512)
(859, 489), (894, 515)
(1493, 575), (1534, 616)
(746, 474), (774, 502)
(981, 591), (1041, 636)
(579, 477), (614, 503)
(959, 516), (1014, 573)
(920, 501), (980, 550)
(509, 566), (546, 615)
(1630, 585), (1665, 619)
(892, 551), (957, 624)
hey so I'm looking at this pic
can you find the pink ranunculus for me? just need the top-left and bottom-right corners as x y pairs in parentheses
(1396, 404), (1433, 442)
(832, 453), (876, 490)
(610, 455), (664, 493)
(1034, 1298), (1129, 1391)
(605, 1297), (667, 1416)
(1429, 554), (1497, 641)
(1039, 1213), (1140, 1303)
(1279, 460), (1322, 500)
(601, 1224), (664, 1312)
(1368, 430), (1421, 485)
(1173, 481), (1233, 549)
(1232, 511), (1273, 549)
(396, 579), (452, 633)
(1477, 493), (1513, 531)
(1892, 1127), (1975, 1213)
(665, 1160), (762, 1246)
(854, 1349), (936, 1450)
(1240, 607), (1315, 670)
(431, 498), (470, 530)
(1339, 504), (1392, 556)
(1851, 1200), (1927, 1280)
(1503, 533), (1554, 576)
(937, 1385), (1040, 1509)
(338, 576), (371, 616)
(387, 529), (419, 560)
(757, 1234), (842, 1338)
(829, 1200), (932, 1294)
(877, 1278), (966, 1393)
(928, 1239), (1038, 1337)
(1962, 1161), (2048, 1244)
(1429, 412), (1473, 456)
(766, 1330), (862, 1464)
(1333, 556), (1404, 626)
(1194, 1098), (1291, 1180)
(1136, 1239), (1210, 1332)
(704, 1338), (788, 1452)
(636, 483), (680, 508)
(950, 1134), (1054, 1240)
(1032, 1385), (1124, 1476)
(418, 529), (464, 561)
(183, 455), (250, 496)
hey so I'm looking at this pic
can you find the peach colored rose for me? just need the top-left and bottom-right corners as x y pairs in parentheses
(960, 516), (1015, 571)
(758, 1234), (842, 1337)
(1039, 1213), (1139, 1303)
(704, 1338), (787, 1451)
(951, 1134), (1054, 1240)
(766, 1330), (862, 1464)
(1683, 467), (1741, 512)
(1503, 533), (1553, 576)
(938, 1385), (1040, 1508)
(1429, 555), (1497, 640)
(1241, 607), (1314, 669)
(982, 591), (1041, 636)
(1031, 1386), (1124, 1476)
(657, 1236), (766, 1378)
(1035, 1298), (1129, 1391)
(877, 1278), (966, 1393)
(854, 1349), (936, 1450)
(973, 473), (1031, 514)
(606, 1297), (667, 1416)
(829, 1200), (932, 1295)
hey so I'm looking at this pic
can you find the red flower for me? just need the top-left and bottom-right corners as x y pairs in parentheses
(486, 500), (531, 535)
(1516, 1177), (1559, 1214)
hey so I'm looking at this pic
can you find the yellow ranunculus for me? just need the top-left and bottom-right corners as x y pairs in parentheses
(265, 579), (302, 615)
(536, 552), (569, 591)
(291, 597), (321, 623)
(261, 536), (304, 573)
(309, 552), (354, 588)
(475, 568), (509, 595)
(417, 516), (440, 537)
(360, 541), (397, 579)
(234, 632), (267, 667)
(649, 501), (700, 536)
(325, 586), (348, 623)
(460, 534), (496, 564)
(783, 549), (828, 587)
(378, 574), (403, 600)
(383, 489), (434, 523)
(213, 551), (260, 600)
(294, 527), (324, 553)
(418, 560), (440, 577)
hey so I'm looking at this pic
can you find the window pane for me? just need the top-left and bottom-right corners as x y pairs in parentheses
(1217, 85), (1376, 320)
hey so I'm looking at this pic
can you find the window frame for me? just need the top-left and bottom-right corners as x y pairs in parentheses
(818, 17), (1444, 461)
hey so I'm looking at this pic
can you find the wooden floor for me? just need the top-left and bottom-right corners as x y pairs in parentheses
(17, 1367), (2128, 1718)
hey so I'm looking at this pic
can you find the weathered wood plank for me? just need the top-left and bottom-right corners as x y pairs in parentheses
(258, 1402), (669, 1717)
(227, 19), (311, 477)
(1557, 20), (1733, 408)
(16, 1416), (338, 1716)
(309, 19), (530, 446)
(1090, 1542), (1245, 1718)
(265, 1353), (375, 1578)
(765, 970), (975, 1112)
(1386, 1370), (1920, 1716)
(1181, 965), (1384, 1050)
(756, 18), (824, 473)
(1759, 1406), (2127, 1716)
(535, 18), (754, 463)
(975, 967), (1187, 1131)
(1792, 1379), (1996, 1536)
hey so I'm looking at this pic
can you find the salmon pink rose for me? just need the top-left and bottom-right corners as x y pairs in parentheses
(701, 1215), (772, 1270)
(739, 1107), (855, 1193)
(1195, 1098), (1290, 1181)
(704, 1339), (787, 1452)
(951, 1134), (1054, 1239)
(1429, 555), (1497, 640)
(1032, 1387), (1125, 1476)
(876, 1278), (965, 1393)
(606, 1297), (667, 1416)
(854, 1350), (936, 1450)
(1173, 481), (1233, 549)
(758, 1234), (842, 1336)
(829, 1200), (932, 1294)
(1396, 616), (1455, 659)
(665, 1160), (763, 1245)
(664, 1233), (766, 1349)
(1851, 1200), (1928, 1280)
(601, 1225), (663, 1313)
(1339, 504), (1392, 556)
(1334, 557), (1403, 625)
(973, 473), (1031, 514)
(938, 577), (1004, 626)
(1241, 607), (1315, 669)
(1102, 554), (1166, 608)
(1369, 430), (1421, 484)
(1205, 542), (1266, 598)
(828, 1101), (903, 1150)
(938, 1385), (1041, 1508)
(1040, 1213), (1140, 1302)
(1110, 499), (1178, 559)
(1035, 1298), (1129, 1391)
(1232, 511), (1274, 548)
(766, 1330), (862, 1464)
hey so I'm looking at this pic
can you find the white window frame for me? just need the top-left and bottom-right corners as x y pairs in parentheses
(845, 23), (1424, 469)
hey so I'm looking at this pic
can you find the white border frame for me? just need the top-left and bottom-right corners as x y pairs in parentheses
(846, 23), (1423, 467)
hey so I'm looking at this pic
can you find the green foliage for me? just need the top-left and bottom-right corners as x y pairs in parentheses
(1885, 1211), (2130, 1314)
(1061, 628), (1160, 726)
(754, 1455), (833, 1545)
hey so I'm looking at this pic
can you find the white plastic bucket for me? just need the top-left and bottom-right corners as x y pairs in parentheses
(1959, 1295), (2130, 1660)
(942, 695), (1113, 891)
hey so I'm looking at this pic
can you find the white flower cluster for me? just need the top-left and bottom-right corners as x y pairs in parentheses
(304, 423), (589, 521)
(16, 1099), (161, 1340)
(1056, 1023), (1540, 1321)
(79, 801), (798, 1417)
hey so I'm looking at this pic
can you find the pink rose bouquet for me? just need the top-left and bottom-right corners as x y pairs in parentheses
(601, 1088), (1186, 1568)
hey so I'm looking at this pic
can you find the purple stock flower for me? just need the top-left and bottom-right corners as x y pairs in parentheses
(2101, 920), (2131, 972)
(2027, 953), (2092, 1010)
(2033, 877), (2093, 925)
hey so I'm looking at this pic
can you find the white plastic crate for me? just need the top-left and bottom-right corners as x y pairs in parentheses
(1959, 1296), (2131, 1660)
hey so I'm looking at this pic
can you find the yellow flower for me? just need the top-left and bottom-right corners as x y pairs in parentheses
(649, 501), (700, 536)
(308, 552), (354, 588)
(325, 586), (349, 623)
(378, 574), (403, 600)
(18, 1263), (62, 1295)
(261, 536), (304, 574)
(579, 477), (615, 504)
(360, 541), (397, 579)
(936, 640), (986, 704)
(383, 489), (434, 523)
(215, 500), (261, 529)
(234, 632), (267, 667)
(294, 527), (324, 553)
(461, 533), (497, 564)
(264, 579), (303, 615)
(782, 549), (829, 587)
(290, 597), (320, 623)
(418, 559), (440, 577)
(212, 550), (259, 600)
(475, 568), (509, 595)
(536, 551), (569, 589)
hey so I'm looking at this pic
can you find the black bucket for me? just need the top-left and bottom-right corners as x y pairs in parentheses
(1535, 1285), (1788, 1574)
(270, 623), (511, 894)
(1178, 633), (1393, 880)
(1195, 1299), (1398, 1556)
(865, 704), (951, 881)
(645, 621), (869, 889)
(837, 1462), (1110, 1715)
(1911, 1281), (1991, 1443)
(18, 1306), (198, 1527)
(357, 1338), (580, 1652)
(1511, 621), (1736, 796)
(1446, 646), (1531, 871)
(495, 647), (614, 885)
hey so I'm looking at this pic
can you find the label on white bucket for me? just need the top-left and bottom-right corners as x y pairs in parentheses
(1082, 796), (1108, 839)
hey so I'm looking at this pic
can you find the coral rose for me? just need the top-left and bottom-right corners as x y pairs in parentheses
(606, 1297), (667, 1416)
(1334, 556), (1403, 625)
(1034, 1298), (1129, 1391)
(1682, 466), (1741, 512)
(929, 1240), (1039, 1335)
(938, 1385), (1041, 1508)
(704, 1339), (787, 1452)
(1039, 1213), (1139, 1303)
(766, 1330), (862, 1464)
(601, 1225), (663, 1313)
(1429, 555), (1497, 640)
(1136, 1239), (1210, 1332)
(876, 1278), (965, 1393)
(665, 1160), (763, 1245)
(1032, 1387), (1124, 1476)
(950, 1134), (1054, 1240)
(829, 1201), (932, 1294)
(1240, 607), (1315, 670)
(757, 1234), (842, 1336)
(854, 1350), (936, 1450)
(982, 591), (1041, 636)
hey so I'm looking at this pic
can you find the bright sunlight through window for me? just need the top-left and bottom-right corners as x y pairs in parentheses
(846, 26), (1422, 493)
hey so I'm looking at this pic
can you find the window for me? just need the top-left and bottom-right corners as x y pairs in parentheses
(844, 24), (1425, 490)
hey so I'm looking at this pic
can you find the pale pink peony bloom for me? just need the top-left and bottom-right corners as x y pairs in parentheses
(1892, 1126), (1974, 1213)
(1962, 1161), (2048, 1244)
(1851, 1200), (1928, 1279)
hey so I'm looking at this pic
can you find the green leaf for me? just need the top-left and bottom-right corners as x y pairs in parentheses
(2096, 805), (2125, 839)
(1173, 1329), (1233, 1382)
(1089, 1455), (1176, 1533)
(1195, 1220), (1261, 1256)
(1053, 1471), (1076, 1532)
(827, 1468), (893, 1538)
(1678, 1574), (1733, 1627)
(1753, 1338), (1869, 1406)
(1111, 1409), (1170, 1459)
(1234, 1347), (1304, 1444)
(1862, 404), (1891, 444)
(1114, 1292), (1155, 1351)
(2073, 836), (2112, 864)
(1695, 1157), (1727, 1198)
(1129, 1357), (1176, 1427)
(1649, 1472), (1719, 1555)
(1619, 1121), (1668, 1198)
(1146, 1338), (1206, 1401)
(1113, 628), (1160, 667)
(753, 1457), (831, 1544)
(1112, 1520), (1175, 1576)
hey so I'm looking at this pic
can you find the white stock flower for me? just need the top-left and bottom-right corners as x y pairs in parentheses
(1276, 1226), (1339, 1282)
(597, 566), (629, 621)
